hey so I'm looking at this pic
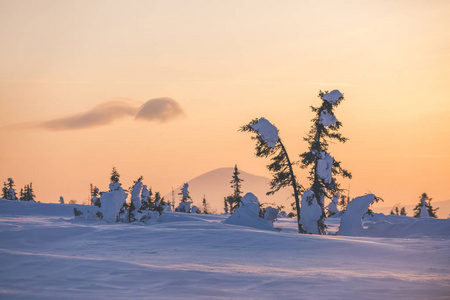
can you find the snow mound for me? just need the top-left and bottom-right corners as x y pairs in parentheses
(251, 118), (279, 148)
(175, 201), (191, 213)
(100, 190), (127, 222)
(316, 152), (333, 184)
(321, 90), (343, 104)
(299, 190), (322, 234)
(363, 215), (450, 238)
(224, 193), (274, 231)
(264, 207), (278, 223)
(338, 194), (375, 236)
(319, 109), (337, 126)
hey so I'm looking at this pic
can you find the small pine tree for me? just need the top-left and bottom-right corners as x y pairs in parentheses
(202, 195), (209, 214)
(413, 193), (438, 218)
(241, 118), (304, 233)
(178, 183), (191, 202)
(110, 166), (120, 183)
(299, 90), (351, 234)
(224, 198), (229, 214)
(400, 207), (407, 216)
(92, 187), (101, 207)
(226, 165), (244, 213)
(6, 178), (17, 200)
(127, 201), (136, 222)
(2, 182), (8, 199)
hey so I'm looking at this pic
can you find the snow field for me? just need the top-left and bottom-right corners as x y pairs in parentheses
(0, 199), (449, 299)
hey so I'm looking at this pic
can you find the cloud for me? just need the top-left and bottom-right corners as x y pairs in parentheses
(135, 98), (184, 123)
(2, 98), (184, 131)
(37, 101), (138, 131)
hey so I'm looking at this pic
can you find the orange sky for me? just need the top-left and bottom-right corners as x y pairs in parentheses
(1, 0), (449, 208)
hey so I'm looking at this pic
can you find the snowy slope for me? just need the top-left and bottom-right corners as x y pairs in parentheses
(1, 199), (449, 299)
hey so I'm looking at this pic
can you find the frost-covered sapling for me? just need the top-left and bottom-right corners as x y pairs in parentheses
(175, 183), (192, 213)
(413, 193), (438, 218)
(299, 90), (351, 234)
(4, 178), (17, 200)
(59, 196), (64, 204)
(241, 118), (304, 233)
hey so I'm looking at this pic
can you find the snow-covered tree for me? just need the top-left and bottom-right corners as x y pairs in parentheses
(59, 196), (64, 204)
(225, 165), (244, 213)
(241, 118), (304, 233)
(5, 178), (17, 200)
(413, 193), (438, 218)
(140, 185), (150, 209)
(175, 183), (192, 212)
(299, 90), (352, 234)
(91, 187), (100, 207)
(130, 176), (143, 213)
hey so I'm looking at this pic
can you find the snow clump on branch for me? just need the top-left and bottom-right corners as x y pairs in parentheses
(251, 118), (279, 148)
(321, 90), (343, 105)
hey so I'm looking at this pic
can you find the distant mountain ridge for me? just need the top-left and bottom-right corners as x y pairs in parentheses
(164, 167), (293, 213)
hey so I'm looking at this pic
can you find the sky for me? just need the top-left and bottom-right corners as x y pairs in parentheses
(0, 0), (449, 209)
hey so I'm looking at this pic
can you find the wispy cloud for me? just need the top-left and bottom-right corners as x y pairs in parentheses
(135, 98), (185, 123)
(38, 101), (138, 131)
(3, 98), (184, 131)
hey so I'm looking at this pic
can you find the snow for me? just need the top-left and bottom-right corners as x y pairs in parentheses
(130, 181), (143, 212)
(299, 190), (322, 234)
(338, 194), (375, 236)
(1, 199), (450, 299)
(100, 190), (127, 222)
(224, 193), (274, 230)
(191, 206), (199, 214)
(316, 152), (334, 184)
(251, 118), (279, 148)
(321, 89), (343, 104)
(319, 109), (337, 126)
(264, 207), (278, 223)
(175, 201), (191, 213)
(140, 185), (149, 203)
(420, 205), (430, 218)
(328, 193), (339, 215)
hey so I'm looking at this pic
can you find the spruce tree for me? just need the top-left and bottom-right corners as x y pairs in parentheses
(241, 118), (304, 233)
(299, 90), (351, 234)
(413, 193), (438, 218)
(225, 165), (244, 213)
(400, 207), (407, 216)
(92, 187), (101, 207)
(202, 195), (209, 214)
(6, 178), (17, 200)
(178, 183), (191, 202)
(2, 182), (8, 199)
(110, 166), (120, 184)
